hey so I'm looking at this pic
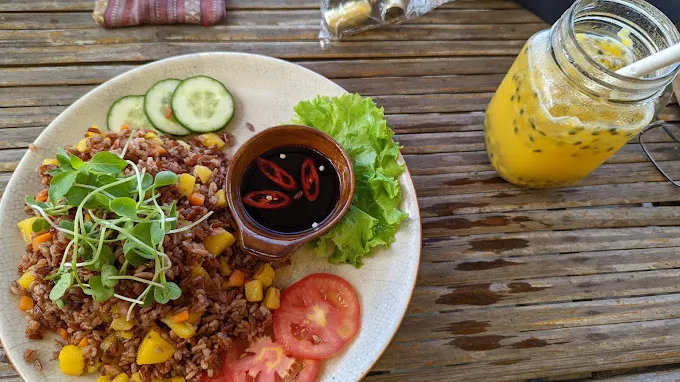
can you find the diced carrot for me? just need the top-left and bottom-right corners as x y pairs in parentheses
(189, 192), (205, 206)
(32, 232), (52, 251)
(228, 270), (246, 287)
(78, 336), (89, 347)
(57, 327), (68, 340)
(156, 146), (168, 156)
(36, 189), (49, 203)
(172, 310), (190, 323)
(19, 295), (34, 311)
(120, 123), (129, 131)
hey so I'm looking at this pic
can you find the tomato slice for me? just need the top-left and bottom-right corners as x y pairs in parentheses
(293, 359), (319, 382)
(256, 157), (297, 191)
(242, 190), (292, 209)
(274, 273), (361, 359)
(300, 157), (320, 202)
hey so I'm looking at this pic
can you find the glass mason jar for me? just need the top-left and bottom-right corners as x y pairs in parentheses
(484, 0), (680, 188)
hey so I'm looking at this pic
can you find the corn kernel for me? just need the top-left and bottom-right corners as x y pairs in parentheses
(254, 264), (275, 288)
(131, 373), (142, 382)
(245, 279), (264, 302)
(219, 256), (232, 277)
(87, 363), (101, 374)
(144, 132), (163, 145)
(96, 377), (109, 382)
(263, 287), (281, 310)
(117, 330), (134, 340)
(168, 377), (186, 382)
(17, 271), (35, 289)
(215, 189), (227, 208)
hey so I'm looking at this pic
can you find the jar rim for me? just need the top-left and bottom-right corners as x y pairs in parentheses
(566, 0), (680, 84)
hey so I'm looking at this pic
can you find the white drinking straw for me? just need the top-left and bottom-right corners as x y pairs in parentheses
(616, 42), (680, 78)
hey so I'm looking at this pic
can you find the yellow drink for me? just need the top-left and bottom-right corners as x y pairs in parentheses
(484, 31), (655, 188)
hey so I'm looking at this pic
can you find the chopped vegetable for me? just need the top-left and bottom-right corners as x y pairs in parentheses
(189, 192), (205, 206)
(17, 216), (39, 243)
(112, 373), (129, 382)
(193, 165), (212, 183)
(191, 266), (208, 278)
(168, 377), (185, 382)
(17, 271), (35, 289)
(77, 336), (89, 347)
(42, 158), (59, 166)
(263, 287), (281, 310)
(87, 363), (101, 374)
(57, 327), (69, 340)
(96, 376), (108, 382)
(19, 295), (34, 311)
(242, 190), (291, 209)
(293, 94), (408, 267)
(160, 317), (196, 339)
(196, 133), (226, 149)
(110, 317), (134, 331)
(178, 173), (196, 198)
(215, 189), (227, 208)
(144, 79), (191, 136)
(218, 256), (232, 277)
(203, 228), (235, 256)
(228, 270), (246, 287)
(75, 139), (88, 152)
(136, 330), (176, 365)
(117, 330), (134, 340)
(131, 373), (142, 382)
(107, 95), (154, 132)
(301, 157), (320, 202)
(173, 310), (189, 323)
(144, 132), (163, 145)
(172, 76), (234, 133)
(256, 157), (298, 191)
(31, 232), (52, 251)
(254, 264), (275, 287)
(35, 189), (49, 203)
(220, 337), (296, 381)
(59, 345), (85, 375)
(245, 279), (264, 302)
(100, 334), (116, 351)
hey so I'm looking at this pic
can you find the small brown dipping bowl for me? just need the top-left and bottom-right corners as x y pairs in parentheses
(226, 125), (354, 261)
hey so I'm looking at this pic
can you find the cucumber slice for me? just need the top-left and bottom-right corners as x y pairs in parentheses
(107, 95), (155, 132)
(144, 79), (191, 136)
(171, 76), (234, 133)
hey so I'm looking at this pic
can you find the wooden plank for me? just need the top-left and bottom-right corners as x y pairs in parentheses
(411, 161), (679, 197)
(0, 41), (525, 66)
(337, 75), (504, 95)
(0, 127), (45, 149)
(371, 318), (680, 379)
(0, 106), (63, 128)
(374, 93), (493, 114)
(0, 149), (28, 171)
(410, 268), (680, 313)
(396, 294), (680, 343)
(0, 24), (543, 46)
(0, 65), (138, 87)
(0, 85), (92, 107)
(602, 369), (680, 382)
(421, 226), (680, 262)
(418, 246), (680, 287)
(422, 205), (680, 238)
(417, 182), (680, 217)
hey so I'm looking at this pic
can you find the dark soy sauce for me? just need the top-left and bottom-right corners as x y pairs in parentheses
(241, 145), (339, 234)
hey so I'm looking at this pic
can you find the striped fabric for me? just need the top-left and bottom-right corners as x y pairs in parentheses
(93, 0), (226, 28)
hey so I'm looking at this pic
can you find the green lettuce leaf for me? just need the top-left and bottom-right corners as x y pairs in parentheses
(293, 93), (408, 267)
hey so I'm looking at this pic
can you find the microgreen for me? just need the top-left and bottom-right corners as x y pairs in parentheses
(25, 147), (207, 318)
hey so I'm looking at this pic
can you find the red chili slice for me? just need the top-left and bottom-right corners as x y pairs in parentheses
(242, 190), (292, 209)
(256, 157), (297, 191)
(301, 157), (320, 202)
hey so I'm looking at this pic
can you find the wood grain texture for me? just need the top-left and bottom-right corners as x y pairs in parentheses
(4, 1), (680, 381)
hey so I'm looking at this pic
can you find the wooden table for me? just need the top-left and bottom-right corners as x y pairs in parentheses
(2, 0), (680, 381)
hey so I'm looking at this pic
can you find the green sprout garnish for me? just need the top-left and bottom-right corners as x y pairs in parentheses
(26, 145), (213, 320)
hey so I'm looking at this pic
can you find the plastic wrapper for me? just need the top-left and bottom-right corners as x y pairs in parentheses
(320, 0), (451, 46)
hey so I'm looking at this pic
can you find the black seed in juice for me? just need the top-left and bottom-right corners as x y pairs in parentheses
(241, 145), (339, 233)
(592, 131), (600, 136)
(514, 127), (519, 134)
(597, 49), (604, 55)
(517, 95), (521, 102)
(533, 92), (538, 99)
(568, 130), (578, 135)
(519, 108), (524, 115)
(533, 149), (542, 153)
(573, 141), (582, 146)
(528, 135), (534, 143)
(530, 119), (536, 130)
(607, 147), (614, 152)
(571, 153), (578, 157)
(580, 145), (590, 150)
(538, 130), (546, 136)
(511, 95), (515, 101)
(609, 128), (618, 135)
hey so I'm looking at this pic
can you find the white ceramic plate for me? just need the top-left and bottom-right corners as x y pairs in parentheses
(0, 53), (421, 381)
